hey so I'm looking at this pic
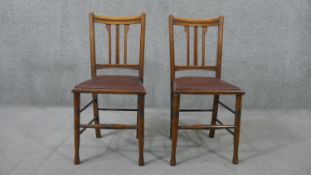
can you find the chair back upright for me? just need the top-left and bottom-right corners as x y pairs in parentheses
(89, 13), (146, 81)
(169, 15), (224, 81)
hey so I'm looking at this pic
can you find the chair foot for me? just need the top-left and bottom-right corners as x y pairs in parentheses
(74, 156), (80, 165)
(232, 155), (239, 164)
(170, 158), (176, 166)
(139, 156), (144, 166)
(95, 133), (101, 139)
(208, 131), (215, 138)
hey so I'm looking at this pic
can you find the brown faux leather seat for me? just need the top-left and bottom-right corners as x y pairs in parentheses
(74, 75), (145, 94)
(174, 77), (241, 92)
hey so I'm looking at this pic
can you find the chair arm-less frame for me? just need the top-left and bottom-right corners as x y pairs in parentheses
(72, 13), (146, 166)
(168, 15), (245, 166)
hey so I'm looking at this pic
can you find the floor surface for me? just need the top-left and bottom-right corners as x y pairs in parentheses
(0, 106), (310, 175)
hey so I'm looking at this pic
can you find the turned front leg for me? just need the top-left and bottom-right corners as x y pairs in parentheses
(137, 95), (145, 166)
(233, 94), (242, 164)
(74, 93), (81, 165)
(170, 93), (180, 166)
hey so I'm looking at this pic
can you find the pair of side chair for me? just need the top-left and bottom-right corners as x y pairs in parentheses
(72, 13), (245, 166)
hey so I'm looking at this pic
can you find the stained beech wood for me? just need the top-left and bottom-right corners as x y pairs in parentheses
(124, 25), (129, 64)
(73, 93), (80, 165)
(94, 15), (141, 25)
(136, 96), (140, 138)
(80, 123), (137, 129)
(173, 16), (220, 27)
(115, 24), (120, 64)
(169, 15), (220, 73)
(216, 16), (224, 78)
(138, 13), (146, 81)
(178, 124), (235, 130)
(233, 95), (242, 164)
(193, 26), (198, 65)
(173, 89), (244, 95)
(169, 15), (175, 139)
(72, 88), (145, 95)
(170, 94), (180, 166)
(137, 95), (145, 166)
(72, 13), (146, 166)
(105, 24), (112, 64)
(96, 64), (139, 70)
(92, 94), (101, 138)
(169, 15), (175, 81)
(209, 95), (219, 138)
(202, 27), (208, 65)
(89, 13), (96, 78)
(174, 65), (216, 71)
(184, 26), (190, 65)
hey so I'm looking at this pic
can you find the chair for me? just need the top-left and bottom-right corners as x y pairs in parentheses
(168, 15), (245, 165)
(72, 13), (146, 166)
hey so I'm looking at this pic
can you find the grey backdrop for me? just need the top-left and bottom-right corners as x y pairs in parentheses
(1, 0), (310, 109)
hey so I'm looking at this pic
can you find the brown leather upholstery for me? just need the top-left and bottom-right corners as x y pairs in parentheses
(73, 75), (145, 94)
(174, 77), (241, 93)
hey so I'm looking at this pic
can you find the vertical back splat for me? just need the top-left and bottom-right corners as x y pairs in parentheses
(105, 24), (112, 64)
(184, 26), (190, 65)
(124, 25), (130, 64)
(115, 24), (120, 64)
(193, 26), (198, 65)
(202, 27), (208, 65)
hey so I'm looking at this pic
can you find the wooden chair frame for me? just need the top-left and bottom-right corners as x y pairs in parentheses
(72, 13), (146, 166)
(169, 15), (245, 165)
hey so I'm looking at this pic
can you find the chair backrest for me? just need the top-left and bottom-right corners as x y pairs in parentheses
(169, 15), (224, 81)
(89, 13), (146, 81)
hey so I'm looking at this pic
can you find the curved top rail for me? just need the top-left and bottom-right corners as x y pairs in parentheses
(171, 15), (223, 27)
(91, 13), (145, 24)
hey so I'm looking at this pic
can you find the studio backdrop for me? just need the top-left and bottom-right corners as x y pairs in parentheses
(0, 0), (310, 109)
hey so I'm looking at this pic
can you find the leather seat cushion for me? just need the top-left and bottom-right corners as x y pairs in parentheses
(75, 75), (145, 92)
(174, 77), (240, 91)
